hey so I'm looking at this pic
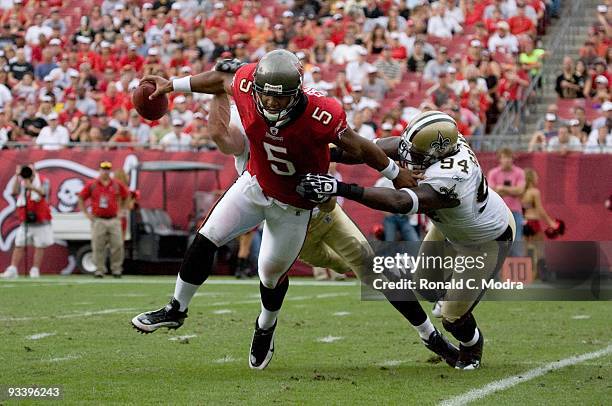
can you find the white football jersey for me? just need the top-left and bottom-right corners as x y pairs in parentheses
(417, 137), (509, 244)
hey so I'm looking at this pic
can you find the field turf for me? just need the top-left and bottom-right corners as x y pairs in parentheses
(1, 276), (610, 405)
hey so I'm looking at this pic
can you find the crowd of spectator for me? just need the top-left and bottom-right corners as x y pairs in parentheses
(0, 0), (603, 152)
(534, 2), (611, 153)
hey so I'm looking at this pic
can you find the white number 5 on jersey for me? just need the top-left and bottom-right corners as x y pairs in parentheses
(263, 142), (296, 176)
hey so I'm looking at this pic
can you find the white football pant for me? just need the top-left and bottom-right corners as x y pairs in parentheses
(200, 171), (311, 288)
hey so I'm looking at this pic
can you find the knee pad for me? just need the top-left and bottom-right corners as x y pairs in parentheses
(178, 234), (218, 285)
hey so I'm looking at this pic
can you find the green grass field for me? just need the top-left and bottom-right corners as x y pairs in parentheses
(1, 276), (610, 405)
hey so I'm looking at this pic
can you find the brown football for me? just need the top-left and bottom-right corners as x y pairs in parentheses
(132, 81), (168, 121)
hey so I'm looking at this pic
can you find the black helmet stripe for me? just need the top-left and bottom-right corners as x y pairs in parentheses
(406, 114), (457, 141)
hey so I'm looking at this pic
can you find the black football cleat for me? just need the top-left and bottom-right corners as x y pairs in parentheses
(455, 329), (483, 370)
(131, 298), (188, 334)
(422, 328), (460, 367)
(249, 318), (276, 370)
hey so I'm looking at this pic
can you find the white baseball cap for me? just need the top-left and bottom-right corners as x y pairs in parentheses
(147, 47), (159, 56)
(49, 38), (61, 45)
(282, 10), (294, 18)
(569, 119), (580, 126)
(367, 65), (378, 73)
(602, 101), (612, 112)
(47, 112), (59, 120)
(545, 113), (557, 121)
(172, 118), (184, 126)
(352, 84), (363, 92)
(142, 2), (153, 9)
(76, 36), (91, 44)
(174, 95), (186, 104)
(595, 75), (609, 84)
(381, 122), (393, 131)
(342, 96), (354, 104)
(40, 95), (53, 102)
(43, 75), (53, 82)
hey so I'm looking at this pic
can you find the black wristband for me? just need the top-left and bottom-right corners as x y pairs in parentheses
(329, 147), (343, 162)
(336, 182), (364, 199)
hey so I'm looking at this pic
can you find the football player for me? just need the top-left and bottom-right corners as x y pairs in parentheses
(206, 91), (461, 367)
(297, 111), (516, 370)
(131, 50), (420, 370)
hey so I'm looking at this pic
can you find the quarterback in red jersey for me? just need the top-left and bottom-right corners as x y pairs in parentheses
(132, 50), (415, 370)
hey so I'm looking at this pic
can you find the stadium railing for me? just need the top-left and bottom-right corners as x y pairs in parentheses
(489, 0), (586, 139)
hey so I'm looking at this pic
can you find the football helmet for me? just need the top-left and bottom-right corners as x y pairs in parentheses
(253, 50), (303, 125)
(398, 111), (459, 169)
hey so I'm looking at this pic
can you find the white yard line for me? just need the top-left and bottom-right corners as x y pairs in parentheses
(333, 311), (351, 316)
(46, 354), (82, 363)
(1, 278), (357, 287)
(378, 360), (404, 367)
(317, 335), (344, 343)
(168, 335), (197, 341)
(0, 308), (136, 322)
(212, 309), (233, 314)
(439, 344), (612, 406)
(1, 291), (350, 322)
(27, 332), (56, 340)
(213, 355), (236, 364)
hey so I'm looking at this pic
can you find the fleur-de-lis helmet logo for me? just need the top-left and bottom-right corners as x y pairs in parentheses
(430, 131), (451, 153)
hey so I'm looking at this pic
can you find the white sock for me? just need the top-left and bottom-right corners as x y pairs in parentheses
(415, 317), (436, 340)
(30, 267), (39, 273)
(461, 328), (480, 347)
(5, 265), (17, 273)
(173, 274), (200, 312)
(258, 303), (279, 330)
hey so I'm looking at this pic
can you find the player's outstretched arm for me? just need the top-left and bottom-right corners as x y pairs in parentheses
(143, 70), (233, 99)
(296, 174), (459, 214)
(208, 93), (246, 156)
(331, 137), (401, 164)
(334, 127), (417, 188)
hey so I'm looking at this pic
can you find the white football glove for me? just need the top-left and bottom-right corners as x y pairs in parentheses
(296, 174), (338, 203)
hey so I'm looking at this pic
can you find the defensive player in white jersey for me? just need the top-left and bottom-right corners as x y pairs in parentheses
(207, 93), (462, 367)
(298, 111), (516, 370)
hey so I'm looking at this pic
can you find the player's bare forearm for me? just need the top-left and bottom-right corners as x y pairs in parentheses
(143, 70), (233, 99)
(339, 184), (460, 214)
(208, 93), (245, 155)
(335, 128), (394, 171)
(189, 70), (233, 94)
(332, 137), (400, 164)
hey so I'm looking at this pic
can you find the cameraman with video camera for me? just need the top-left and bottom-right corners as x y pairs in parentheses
(0, 164), (52, 279)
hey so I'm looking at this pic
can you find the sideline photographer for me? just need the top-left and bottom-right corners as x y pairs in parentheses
(0, 164), (53, 279)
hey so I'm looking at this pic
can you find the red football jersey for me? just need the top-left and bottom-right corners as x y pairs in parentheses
(232, 63), (347, 209)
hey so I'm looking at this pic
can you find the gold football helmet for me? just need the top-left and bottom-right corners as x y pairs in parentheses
(398, 111), (459, 169)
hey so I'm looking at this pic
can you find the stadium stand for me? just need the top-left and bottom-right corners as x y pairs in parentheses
(0, 0), (607, 152)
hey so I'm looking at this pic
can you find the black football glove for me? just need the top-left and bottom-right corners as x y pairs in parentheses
(214, 59), (246, 74)
(296, 174), (338, 203)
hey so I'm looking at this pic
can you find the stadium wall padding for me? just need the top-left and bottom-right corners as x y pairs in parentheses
(0, 150), (609, 274)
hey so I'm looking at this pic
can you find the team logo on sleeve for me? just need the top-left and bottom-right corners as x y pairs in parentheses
(431, 131), (451, 153)
(439, 184), (458, 200)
